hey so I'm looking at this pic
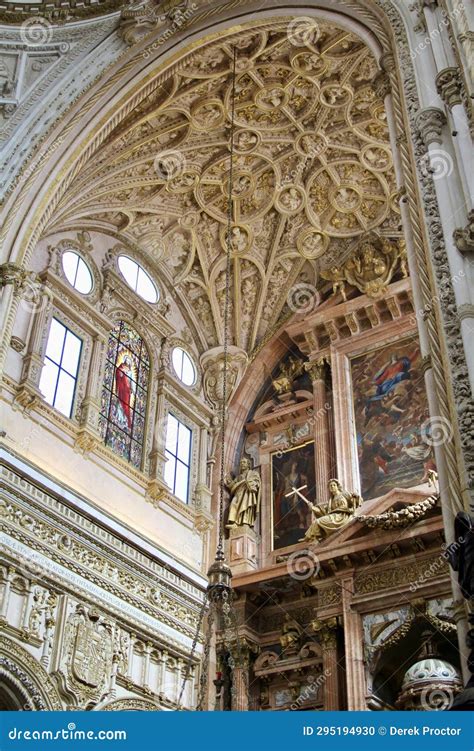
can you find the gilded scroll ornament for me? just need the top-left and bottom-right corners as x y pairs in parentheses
(320, 235), (406, 299)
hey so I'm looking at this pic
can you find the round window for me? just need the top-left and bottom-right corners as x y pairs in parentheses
(172, 347), (196, 386)
(62, 251), (93, 294)
(117, 255), (158, 303)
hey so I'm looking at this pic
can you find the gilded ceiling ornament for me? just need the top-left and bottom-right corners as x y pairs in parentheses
(219, 224), (252, 256)
(45, 21), (400, 353)
(295, 132), (328, 159)
(297, 227), (329, 260)
(276, 186), (305, 215)
(320, 234), (405, 298)
(233, 129), (261, 154)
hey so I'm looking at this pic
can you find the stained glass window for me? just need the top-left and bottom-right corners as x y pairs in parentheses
(99, 321), (150, 468)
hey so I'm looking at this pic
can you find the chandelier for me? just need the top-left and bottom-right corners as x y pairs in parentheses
(177, 46), (250, 712)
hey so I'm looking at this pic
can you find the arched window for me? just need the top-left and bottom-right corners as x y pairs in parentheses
(62, 250), (93, 294)
(171, 347), (196, 386)
(117, 255), (158, 303)
(99, 321), (150, 468)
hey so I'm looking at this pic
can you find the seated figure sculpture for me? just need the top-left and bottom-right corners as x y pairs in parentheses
(300, 479), (362, 543)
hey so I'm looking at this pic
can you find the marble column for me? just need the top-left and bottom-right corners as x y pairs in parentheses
(75, 332), (107, 454)
(13, 282), (52, 413)
(305, 358), (331, 504)
(0, 566), (14, 622)
(142, 641), (152, 689)
(230, 644), (252, 711)
(126, 632), (136, 681)
(147, 374), (169, 501)
(312, 616), (339, 710)
(341, 576), (367, 710)
(158, 650), (167, 694)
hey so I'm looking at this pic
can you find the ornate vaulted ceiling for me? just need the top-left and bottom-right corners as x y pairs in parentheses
(46, 21), (403, 355)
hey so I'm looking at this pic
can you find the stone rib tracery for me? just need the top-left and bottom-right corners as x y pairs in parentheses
(46, 21), (402, 354)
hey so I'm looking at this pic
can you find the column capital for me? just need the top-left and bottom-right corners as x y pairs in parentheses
(453, 210), (474, 254)
(416, 107), (446, 146)
(311, 616), (338, 651)
(420, 354), (432, 375)
(304, 356), (329, 383)
(436, 67), (463, 110)
(373, 70), (391, 100)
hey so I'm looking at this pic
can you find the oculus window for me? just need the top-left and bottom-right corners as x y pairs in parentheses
(172, 347), (196, 386)
(99, 321), (150, 468)
(62, 251), (93, 294)
(117, 255), (158, 303)
(39, 318), (82, 418)
(164, 414), (192, 503)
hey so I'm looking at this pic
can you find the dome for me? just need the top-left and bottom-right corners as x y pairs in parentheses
(402, 658), (461, 688)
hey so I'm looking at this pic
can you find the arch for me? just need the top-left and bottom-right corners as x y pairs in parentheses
(0, 636), (63, 710)
(0, 2), (469, 516)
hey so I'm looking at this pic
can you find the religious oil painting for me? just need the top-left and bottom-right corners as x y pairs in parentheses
(351, 339), (433, 500)
(99, 320), (149, 469)
(272, 441), (315, 550)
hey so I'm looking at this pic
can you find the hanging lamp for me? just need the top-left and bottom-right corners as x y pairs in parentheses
(177, 45), (249, 712)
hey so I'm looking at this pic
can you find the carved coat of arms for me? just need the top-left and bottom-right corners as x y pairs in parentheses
(63, 605), (113, 704)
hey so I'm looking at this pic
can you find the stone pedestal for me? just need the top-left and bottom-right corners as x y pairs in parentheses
(226, 525), (258, 575)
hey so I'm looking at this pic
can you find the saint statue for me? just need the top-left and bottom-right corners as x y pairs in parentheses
(225, 457), (261, 529)
(300, 479), (362, 542)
